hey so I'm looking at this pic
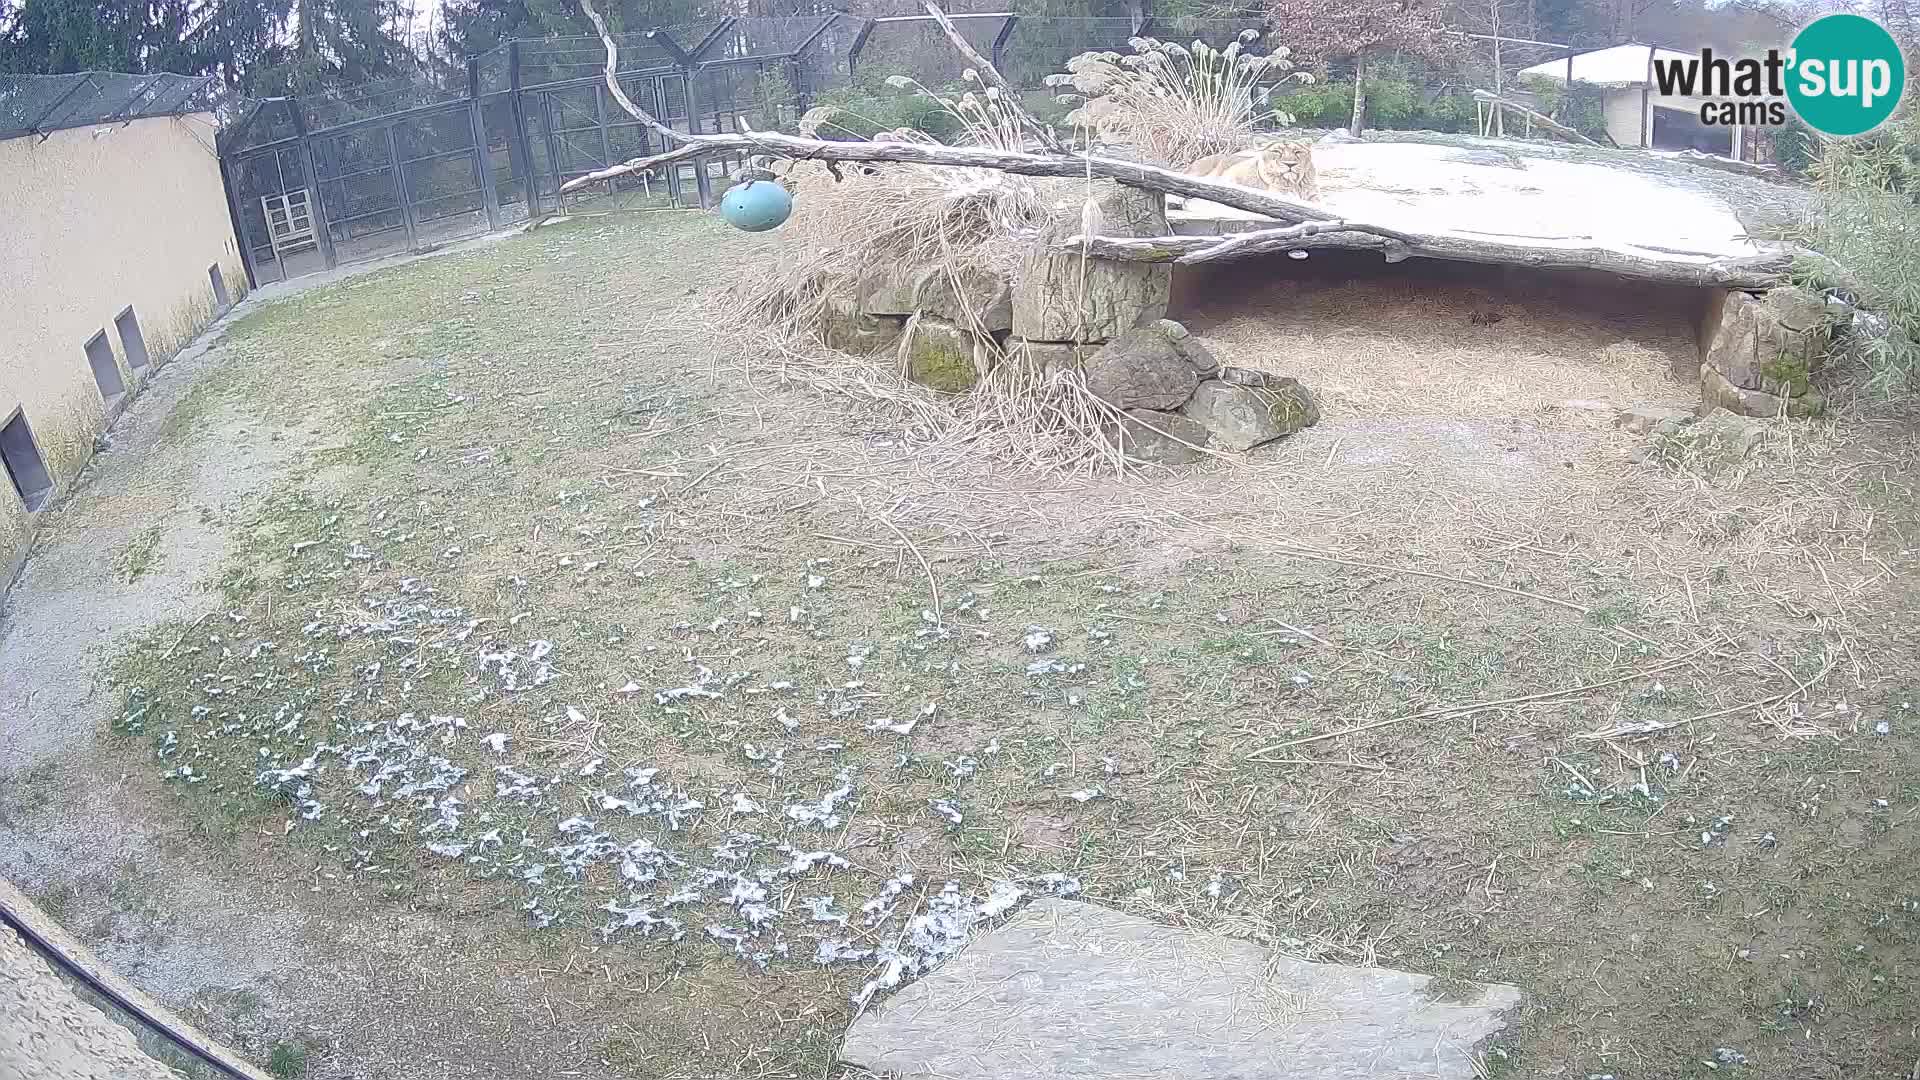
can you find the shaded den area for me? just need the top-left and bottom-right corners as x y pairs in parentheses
(1168, 250), (1714, 423)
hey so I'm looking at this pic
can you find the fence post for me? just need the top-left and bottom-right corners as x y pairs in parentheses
(468, 58), (502, 231)
(216, 152), (260, 291)
(990, 15), (1017, 76)
(683, 62), (714, 208)
(386, 123), (420, 251)
(287, 102), (337, 271)
(539, 94), (564, 205)
(507, 41), (542, 214)
(663, 74), (684, 206)
(594, 79), (614, 175)
(848, 19), (876, 79)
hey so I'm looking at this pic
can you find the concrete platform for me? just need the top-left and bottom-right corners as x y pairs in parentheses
(841, 898), (1523, 1079)
(1171, 139), (1762, 265)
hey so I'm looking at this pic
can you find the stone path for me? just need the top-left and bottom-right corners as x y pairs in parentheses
(842, 898), (1523, 1080)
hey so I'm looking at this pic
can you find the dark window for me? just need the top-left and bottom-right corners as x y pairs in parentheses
(1650, 105), (1734, 156)
(1, 410), (54, 511)
(116, 306), (151, 369)
(209, 264), (231, 309)
(84, 330), (126, 403)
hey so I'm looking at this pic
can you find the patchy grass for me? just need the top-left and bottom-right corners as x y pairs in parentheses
(0, 761), (60, 828)
(113, 525), (165, 583)
(266, 1039), (310, 1079)
(92, 212), (1920, 1078)
(33, 880), (75, 921)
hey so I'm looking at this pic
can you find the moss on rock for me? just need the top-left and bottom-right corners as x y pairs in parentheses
(1760, 353), (1811, 397)
(904, 318), (980, 393)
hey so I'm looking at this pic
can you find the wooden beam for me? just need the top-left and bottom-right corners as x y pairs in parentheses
(1470, 90), (1601, 146)
(1068, 227), (1791, 289)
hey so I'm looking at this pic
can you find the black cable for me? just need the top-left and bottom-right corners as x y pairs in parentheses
(0, 899), (260, 1080)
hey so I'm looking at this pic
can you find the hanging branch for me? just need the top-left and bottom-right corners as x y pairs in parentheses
(567, 0), (1790, 290)
(578, 0), (685, 148)
(919, 3), (1066, 153)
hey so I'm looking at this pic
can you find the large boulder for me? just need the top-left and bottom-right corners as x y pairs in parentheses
(917, 264), (1014, 334)
(1648, 407), (1771, 471)
(859, 263), (924, 316)
(1013, 181), (1171, 343)
(1700, 366), (1824, 419)
(1116, 409), (1211, 465)
(1688, 408), (1771, 461)
(1009, 340), (1099, 377)
(1180, 369), (1320, 451)
(859, 262), (1014, 334)
(1152, 318), (1220, 374)
(1699, 288), (1830, 417)
(1083, 325), (1206, 410)
(1614, 405), (1694, 436)
(822, 304), (906, 355)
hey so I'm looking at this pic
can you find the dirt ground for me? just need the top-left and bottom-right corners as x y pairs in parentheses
(1, 211), (1916, 1080)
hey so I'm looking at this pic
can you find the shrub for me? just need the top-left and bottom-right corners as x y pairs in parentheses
(753, 66), (800, 133)
(1045, 31), (1311, 166)
(811, 77), (969, 141)
(1766, 119), (1818, 176)
(1515, 75), (1608, 142)
(1273, 77), (1475, 133)
(1803, 111), (1920, 395)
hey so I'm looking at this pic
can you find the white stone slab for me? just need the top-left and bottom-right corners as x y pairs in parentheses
(1170, 139), (1759, 264)
(841, 898), (1523, 1080)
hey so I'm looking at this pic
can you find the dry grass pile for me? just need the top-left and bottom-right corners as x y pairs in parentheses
(1046, 32), (1309, 167)
(731, 293), (1136, 478)
(735, 82), (1156, 476)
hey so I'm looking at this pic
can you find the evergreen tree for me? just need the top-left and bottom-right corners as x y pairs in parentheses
(0, 0), (416, 96)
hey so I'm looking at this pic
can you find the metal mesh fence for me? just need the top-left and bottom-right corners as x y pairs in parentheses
(995, 16), (1131, 88)
(299, 75), (465, 132)
(210, 15), (1287, 288)
(0, 71), (218, 140)
(852, 15), (1008, 89)
(704, 15), (839, 62)
(516, 27), (686, 89)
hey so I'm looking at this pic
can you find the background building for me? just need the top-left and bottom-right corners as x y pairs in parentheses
(1519, 43), (1750, 157)
(0, 72), (246, 585)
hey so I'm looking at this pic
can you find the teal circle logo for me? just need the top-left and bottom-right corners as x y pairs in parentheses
(1786, 14), (1906, 136)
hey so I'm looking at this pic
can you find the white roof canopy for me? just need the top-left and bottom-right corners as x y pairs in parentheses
(1518, 44), (1696, 87)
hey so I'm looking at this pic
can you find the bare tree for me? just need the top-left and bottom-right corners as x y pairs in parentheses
(567, 0), (1789, 288)
(1264, 0), (1465, 135)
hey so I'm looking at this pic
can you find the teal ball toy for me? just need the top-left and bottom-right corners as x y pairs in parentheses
(719, 179), (792, 233)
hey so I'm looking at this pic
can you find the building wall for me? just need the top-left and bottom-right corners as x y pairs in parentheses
(1602, 88), (1648, 147)
(0, 111), (245, 585)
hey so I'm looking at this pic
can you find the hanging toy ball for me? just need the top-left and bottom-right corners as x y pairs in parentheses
(719, 179), (793, 233)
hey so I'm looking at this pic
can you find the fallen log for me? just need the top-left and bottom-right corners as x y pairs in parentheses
(575, 0), (1790, 292)
(1471, 90), (1602, 148)
(1065, 226), (1793, 288)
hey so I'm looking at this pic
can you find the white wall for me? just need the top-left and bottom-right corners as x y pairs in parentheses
(1602, 88), (1648, 147)
(0, 112), (245, 585)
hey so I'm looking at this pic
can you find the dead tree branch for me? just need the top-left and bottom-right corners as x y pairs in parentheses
(1470, 90), (1602, 147)
(919, 2), (1065, 153)
(574, 0), (1788, 290)
(1067, 227), (1791, 287)
(562, 143), (706, 192)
